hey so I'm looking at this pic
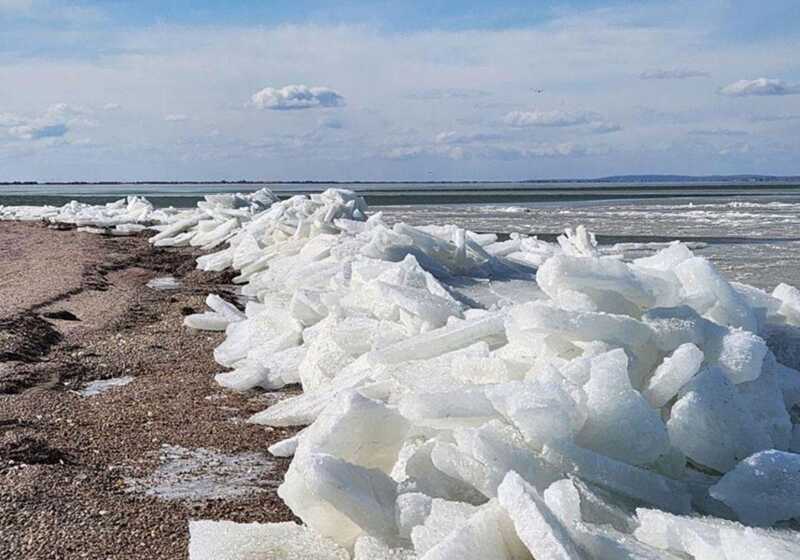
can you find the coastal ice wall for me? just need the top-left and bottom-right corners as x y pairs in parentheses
(5, 189), (800, 559)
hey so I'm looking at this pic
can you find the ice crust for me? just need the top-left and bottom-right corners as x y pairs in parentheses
(8, 189), (800, 558)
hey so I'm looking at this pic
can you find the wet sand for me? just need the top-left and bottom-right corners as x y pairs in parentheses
(0, 222), (298, 559)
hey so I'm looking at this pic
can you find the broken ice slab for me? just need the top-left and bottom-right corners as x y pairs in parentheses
(369, 312), (507, 365)
(497, 471), (584, 560)
(188, 520), (349, 560)
(77, 375), (134, 397)
(634, 507), (800, 559)
(146, 276), (181, 290)
(542, 441), (692, 514)
(709, 449), (800, 526)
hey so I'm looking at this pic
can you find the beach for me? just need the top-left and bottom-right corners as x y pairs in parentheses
(0, 222), (297, 559)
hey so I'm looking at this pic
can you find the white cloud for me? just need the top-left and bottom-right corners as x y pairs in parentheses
(164, 113), (189, 122)
(250, 84), (344, 110)
(102, 103), (121, 111)
(503, 109), (597, 127)
(719, 78), (800, 97)
(8, 122), (68, 140)
(640, 68), (710, 80)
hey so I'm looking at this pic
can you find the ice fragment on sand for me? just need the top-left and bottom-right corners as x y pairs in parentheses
(77, 375), (134, 397)
(188, 520), (348, 560)
(278, 453), (399, 548)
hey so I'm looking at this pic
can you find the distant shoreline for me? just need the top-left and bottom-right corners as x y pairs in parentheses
(2, 174), (800, 186)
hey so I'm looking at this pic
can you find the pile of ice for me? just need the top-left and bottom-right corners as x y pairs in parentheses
(7, 188), (800, 557)
(0, 189), (277, 239)
(174, 189), (800, 558)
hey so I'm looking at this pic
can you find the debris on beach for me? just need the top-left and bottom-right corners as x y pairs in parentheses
(76, 375), (135, 397)
(5, 188), (800, 558)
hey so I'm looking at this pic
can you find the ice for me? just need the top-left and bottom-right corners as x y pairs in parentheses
(412, 499), (527, 560)
(497, 471), (584, 559)
(666, 366), (771, 472)
(9, 189), (800, 553)
(709, 450), (800, 526)
(77, 375), (134, 397)
(487, 375), (587, 449)
(634, 508), (800, 559)
(354, 536), (416, 560)
(146, 275), (181, 290)
(278, 453), (399, 548)
(576, 349), (669, 465)
(711, 329), (768, 384)
(295, 391), (409, 473)
(642, 343), (704, 408)
(542, 441), (692, 514)
(188, 520), (348, 560)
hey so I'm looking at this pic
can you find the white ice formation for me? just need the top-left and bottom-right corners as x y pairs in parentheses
(5, 189), (800, 558)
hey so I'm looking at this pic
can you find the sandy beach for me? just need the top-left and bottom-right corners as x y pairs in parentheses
(0, 222), (298, 559)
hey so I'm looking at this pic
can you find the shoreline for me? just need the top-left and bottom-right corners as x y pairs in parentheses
(0, 222), (297, 559)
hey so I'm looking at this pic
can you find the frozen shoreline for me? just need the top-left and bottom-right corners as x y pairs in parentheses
(4, 191), (800, 559)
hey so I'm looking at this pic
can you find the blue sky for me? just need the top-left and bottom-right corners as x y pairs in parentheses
(1, 0), (799, 181)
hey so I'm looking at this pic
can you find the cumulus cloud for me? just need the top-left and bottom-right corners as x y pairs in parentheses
(250, 85), (344, 110)
(8, 122), (68, 140)
(503, 109), (596, 127)
(640, 68), (710, 80)
(719, 78), (800, 97)
(164, 114), (189, 122)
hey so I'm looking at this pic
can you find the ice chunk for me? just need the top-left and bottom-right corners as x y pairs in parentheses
(183, 311), (229, 331)
(205, 294), (246, 322)
(674, 256), (757, 332)
(737, 356), (792, 450)
(542, 441), (692, 514)
(396, 492), (432, 541)
(296, 391), (409, 473)
(278, 453), (399, 548)
(414, 500), (527, 560)
(497, 471), (584, 559)
(577, 349), (669, 465)
(188, 520), (348, 560)
(709, 450), (800, 526)
(410, 498), (479, 555)
(634, 507), (800, 559)
(773, 282), (800, 324)
(354, 536), (416, 560)
(667, 366), (771, 472)
(486, 375), (587, 449)
(642, 343), (704, 408)
(711, 329), (768, 384)
(398, 389), (498, 430)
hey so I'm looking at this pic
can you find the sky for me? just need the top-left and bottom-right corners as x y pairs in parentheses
(0, 0), (799, 181)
